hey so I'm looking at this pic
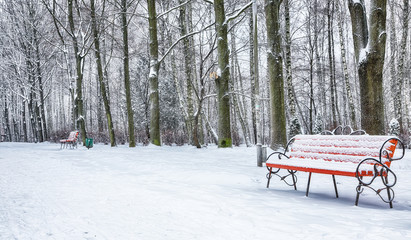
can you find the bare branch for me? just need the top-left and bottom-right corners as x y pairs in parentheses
(157, 0), (192, 19)
(159, 22), (215, 64)
(225, 1), (252, 25)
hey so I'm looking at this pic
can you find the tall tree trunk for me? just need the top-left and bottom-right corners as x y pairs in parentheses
(265, 0), (287, 149)
(35, 102), (43, 142)
(230, 29), (251, 146)
(178, 0), (194, 144)
(389, 1), (397, 127)
(13, 118), (19, 142)
(20, 89), (28, 142)
(33, 27), (48, 141)
(309, 55), (315, 133)
(250, 0), (263, 149)
(96, 77), (104, 133)
(336, 0), (357, 128)
(68, 0), (87, 144)
(348, 0), (387, 135)
(236, 52), (252, 146)
(249, 9), (257, 144)
(312, 0), (325, 128)
(147, 0), (161, 146)
(397, 0), (408, 135)
(330, 10), (342, 126)
(91, 0), (116, 147)
(284, 0), (300, 138)
(328, 1), (337, 129)
(4, 95), (12, 142)
(121, 0), (136, 147)
(28, 75), (38, 143)
(213, 0), (232, 148)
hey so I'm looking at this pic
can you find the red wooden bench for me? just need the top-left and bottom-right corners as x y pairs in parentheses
(60, 131), (79, 149)
(266, 134), (405, 208)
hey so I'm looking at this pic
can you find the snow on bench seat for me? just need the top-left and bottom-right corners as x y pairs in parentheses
(265, 134), (404, 207)
(267, 156), (378, 177)
(266, 135), (398, 177)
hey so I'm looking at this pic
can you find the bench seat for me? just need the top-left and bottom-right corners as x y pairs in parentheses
(60, 131), (79, 149)
(265, 134), (404, 208)
(267, 158), (377, 177)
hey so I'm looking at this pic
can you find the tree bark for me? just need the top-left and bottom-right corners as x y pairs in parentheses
(348, 0), (387, 135)
(284, 0), (301, 138)
(265, 0), (287, 149)
(249, 9), (257, 144)
(230, 29), (251, 147)
(147, 0), (161, 146)
(4, 95), (12, 142)
(91, 0), (116, 147)
(213, 0), (232, 148)
(397, 0), (408, 135)
(20, 88), (28, 142)
(336, 0), (357, 128)
(28, 76), (38, 143)
(33, 25), (48, 141)
(328, 1), (337, 129)
(121, 0), (136, 147)
(178, 0), (194, 144)
(68, 0), (87, 144)
(389, 1), (397, 128)
(35, 102), (43, 142)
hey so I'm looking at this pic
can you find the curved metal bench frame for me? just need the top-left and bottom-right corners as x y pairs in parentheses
(266, 126), (405, 208)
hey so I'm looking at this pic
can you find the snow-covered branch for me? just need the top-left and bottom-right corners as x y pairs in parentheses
(159, 22), (215, 64)
(203, 0), (214, 4)
(224, 1), (253, 25)
(157, 0), (192, 19)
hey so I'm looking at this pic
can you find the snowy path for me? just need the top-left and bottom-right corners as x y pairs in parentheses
(0, 142), (410, 239)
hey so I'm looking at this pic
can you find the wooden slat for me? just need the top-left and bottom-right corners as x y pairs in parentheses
(266, 135), (398, 175)
(266, 162), (378, 177)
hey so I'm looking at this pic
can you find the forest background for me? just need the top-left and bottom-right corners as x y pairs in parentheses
(0, 0), (409, 150)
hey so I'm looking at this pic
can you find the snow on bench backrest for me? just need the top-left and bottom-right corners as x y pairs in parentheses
(67, 131), (79, 141)
(289, 135), (398, 167)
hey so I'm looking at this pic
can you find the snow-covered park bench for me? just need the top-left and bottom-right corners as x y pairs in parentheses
(265, 132), (405, 208)
(60, 131), (79, 149)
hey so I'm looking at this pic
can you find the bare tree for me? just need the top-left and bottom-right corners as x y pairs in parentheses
(147, 0), (161, 146)
(90, 0), (116, 147)
(121, 0), (136, 147)
(336, 0), (357, 128)
(213, 0), (233, 148)
(396, 0), (408, 135)
(265, 0), (287, 149)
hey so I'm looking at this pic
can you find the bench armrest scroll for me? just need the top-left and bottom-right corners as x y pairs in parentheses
(355, 158), (397, 188)
(380, 138), (405, 162)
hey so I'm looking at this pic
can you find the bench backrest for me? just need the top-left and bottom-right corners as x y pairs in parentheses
(67, 131), (79, 141)
(289, 135), (399, 167)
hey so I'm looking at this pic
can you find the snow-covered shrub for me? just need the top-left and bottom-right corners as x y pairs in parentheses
(389, 118), (400, 136)
(289, 117), (301, 138)
(312, 114), (323, 134)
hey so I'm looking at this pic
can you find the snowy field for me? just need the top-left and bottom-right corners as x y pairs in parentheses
(0, 142), (411, 240)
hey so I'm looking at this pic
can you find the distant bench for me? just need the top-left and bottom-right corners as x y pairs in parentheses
(266, 134), (405, 208)
(60, 131), (79, 149)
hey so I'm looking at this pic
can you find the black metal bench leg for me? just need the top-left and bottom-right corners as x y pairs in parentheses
(332, 175), (339, 198)
(267, 167), (273, 188)
(355, 190), (360, 206)
(306, 172), (312, 197)
(291, 171), (297, 190)
(386, 176), (393, 208)
(387, 187), (393, 208)
(355, 176), (362, 206)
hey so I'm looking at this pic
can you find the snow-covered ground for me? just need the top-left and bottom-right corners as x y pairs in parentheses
(0, 142), (410, 240)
